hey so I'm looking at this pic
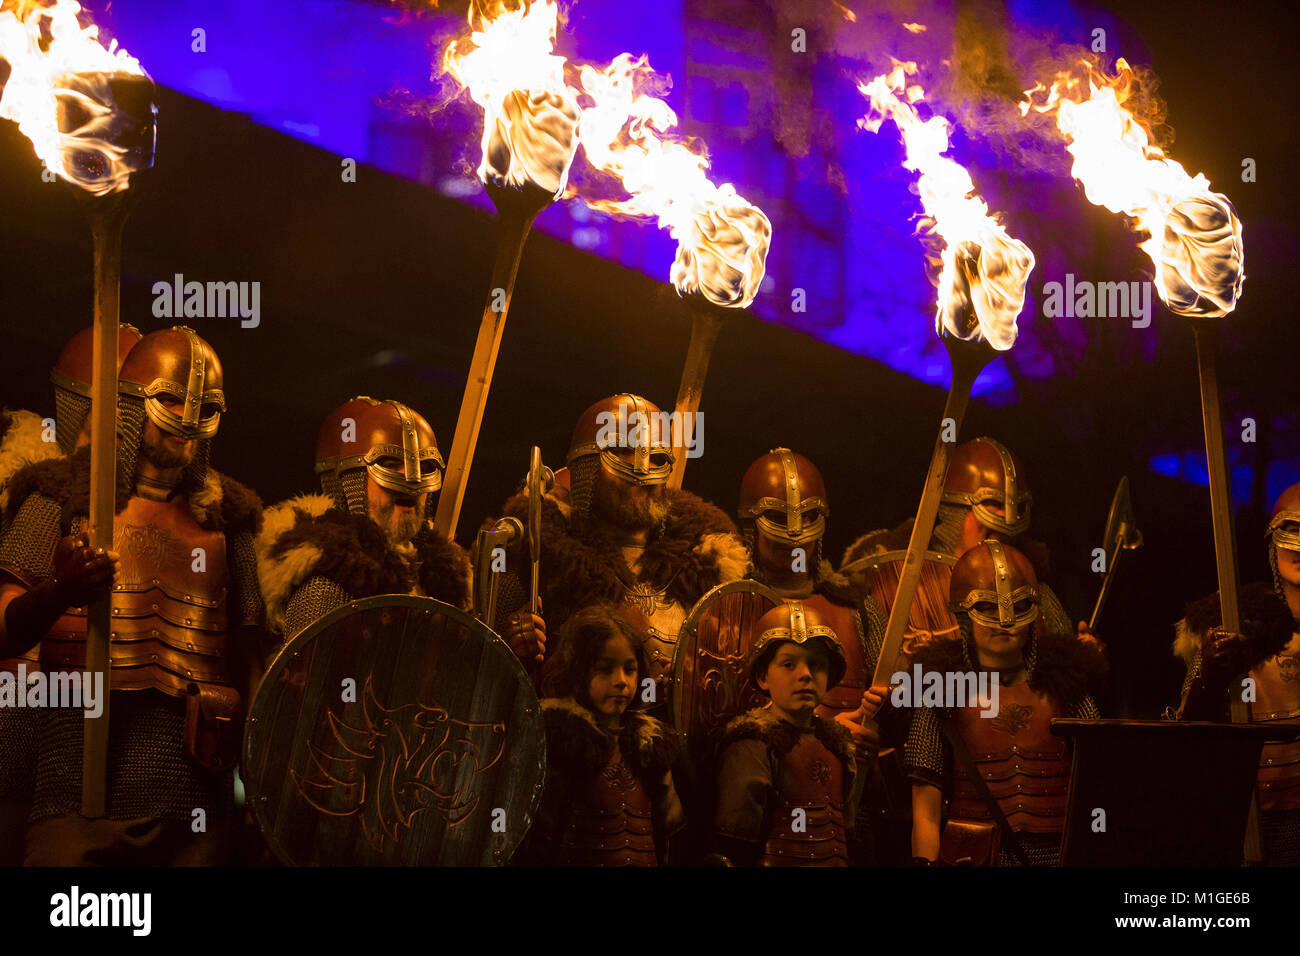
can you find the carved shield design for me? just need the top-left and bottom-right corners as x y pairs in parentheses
(244, 595), (544, 866)
(671, 580), (784, 750)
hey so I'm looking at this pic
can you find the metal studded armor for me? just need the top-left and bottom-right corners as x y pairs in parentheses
(556, 744), (659, 867)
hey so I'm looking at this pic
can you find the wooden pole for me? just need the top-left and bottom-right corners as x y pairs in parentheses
(871, 336), (998, 687)
(667, 297), (726, 490)
(81, 199), (128, 818)
(433, 183), (551, 541)
(1194, 323), (1262, 862)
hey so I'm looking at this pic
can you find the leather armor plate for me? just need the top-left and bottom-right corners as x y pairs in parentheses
(557, 746), (657, 866)
(1252, 645), (1300, 812)
(761, 732), (849, 866)
(244, 595), (544, 866)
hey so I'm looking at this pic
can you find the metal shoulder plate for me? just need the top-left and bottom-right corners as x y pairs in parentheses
(671, 579), (785, 748)
(243, 594), (545, 866)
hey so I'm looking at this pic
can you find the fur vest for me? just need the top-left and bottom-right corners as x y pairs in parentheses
(719, 705), (856, 768)
(498, 485), (749, 627)
(1171, 582), (1294, 673)
(2, 445), (261, 538)
(909, 628), (1108, 710)
(257, 493), (471, 634)
(0, 409), (62, 516)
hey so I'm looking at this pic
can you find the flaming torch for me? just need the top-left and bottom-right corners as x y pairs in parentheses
(433, 0), (580, 539)
(574, 53), (771, 488)
(0, 0), (155, 817)
(858, 59), (1036, 685)
(1022, 59), (1253, 855)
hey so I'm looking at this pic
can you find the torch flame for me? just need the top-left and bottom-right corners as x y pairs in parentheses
(441, 0), (580, 200)
(0, 0), (151, 196)
(1022, 58), (1243, 317)
(859, 60), (1034, 349)
(575, 53), (771, 308)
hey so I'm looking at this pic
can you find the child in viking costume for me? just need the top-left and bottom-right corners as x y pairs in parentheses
(905, 541), (1106, 866)
(712, 600), (862, 866)
(520, 604), (684, 866)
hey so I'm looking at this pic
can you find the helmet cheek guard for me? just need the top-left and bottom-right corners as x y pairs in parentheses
(950, 539), (1040, 628)
(1268, 510), (1300, 553)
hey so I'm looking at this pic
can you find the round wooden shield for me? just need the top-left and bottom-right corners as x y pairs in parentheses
(671, 580), (783, 749)
(243, 595), (545, 866)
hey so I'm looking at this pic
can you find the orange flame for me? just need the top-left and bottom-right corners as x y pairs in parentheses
(574, 53), (771, 308)
(1022, 58), (1243, 317)
(860, 60), (1034, 349)
(0, 0), (151, 195)
(441, 0), (580, 199)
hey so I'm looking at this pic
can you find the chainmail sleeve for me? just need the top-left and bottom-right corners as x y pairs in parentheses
(859, 594), (887, 671)
(283, 575), (354, 641)
(1040, 582), (1073, 637)
(227, 530), (264, 629)
(905, 704), (946, 788)
(0, 493), (62, 587)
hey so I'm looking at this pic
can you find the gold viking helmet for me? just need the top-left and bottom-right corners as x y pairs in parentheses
(566, 393), (675, 486)
(314, 396), (443, 497)
(1267, 482), (1300, 554)
(737, 447), (828, 546)
(118, 325), (226, 441)
(747, 600), (847, 689)
(950, 540), (1040, 629)
(941, 437), (1032, 537)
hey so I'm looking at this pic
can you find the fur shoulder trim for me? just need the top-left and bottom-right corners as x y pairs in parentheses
(540, 698), (679, 777)
(720, 706), (853, 765)
(1030, 630), (1109, 704)
(0, 410), (61, 511)
(696, 531), (751, 584)
(412, 525), (472, 609)
(257, 497), (409, 634)
(1175, 582), (1293, 671)
(187, 470), (263, 534)
(2, 447), (88, 526)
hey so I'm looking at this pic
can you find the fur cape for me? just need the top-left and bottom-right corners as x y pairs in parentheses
(0, 409), (62, 515)
(839, 516), (1053, 581)
(719, 705), (856, 769)
(540, 697), (680, 780)
(498, 484), (749, 627)
(2, 445), (261, 537)
(1171, 582), (1293, 672)
(909, 627), (1108, 709)
(257, 493), (471, 633)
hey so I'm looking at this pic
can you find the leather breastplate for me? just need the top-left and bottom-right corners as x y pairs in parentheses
(41, 495), (232, 697)
(803, 594), (866, 719)
(866, 555), (959, 654)
(949, 681), (1070, 834)
(621, 577), (687, 689)
(761, 731), (849, 866)
(1250, 635), (1300, 812)
(557, 743), (658, 867)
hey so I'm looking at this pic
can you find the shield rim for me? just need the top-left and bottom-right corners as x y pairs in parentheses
(243, 593), (546, 867)
(670, 578), (785, 733)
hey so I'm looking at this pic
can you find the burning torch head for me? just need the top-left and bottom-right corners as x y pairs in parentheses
(1267, 481), (1300, 593)
(54, 70), (155, 195)
(314, 397), (443, 516)
(119, 326), (225, 441)
(941, 437), (1032, 538)
(747, 600), (846, 692)
(49, 321), (141, 454)
(738, 448), (828, 555)
(949, 539), (1040, 631)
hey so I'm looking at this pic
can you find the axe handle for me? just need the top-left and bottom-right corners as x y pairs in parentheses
(1087, 546), (1124, 632)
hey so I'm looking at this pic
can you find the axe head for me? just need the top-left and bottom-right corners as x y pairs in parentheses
(1102, 475), (1144, 560)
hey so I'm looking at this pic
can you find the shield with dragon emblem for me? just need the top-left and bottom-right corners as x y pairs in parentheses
(243, 596), (544, 866)
(671, 580), (784, 756)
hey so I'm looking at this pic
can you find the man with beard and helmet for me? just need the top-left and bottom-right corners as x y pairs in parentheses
(1172, 481), (1300, 864)
(840, 436), (1083, 656)
(0, 322), (140, 866)
(255, 396), (550, 662)
(0, 325), (264, 865)
(905, 541), (1106, 866)
(492, 393), (749, 707)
